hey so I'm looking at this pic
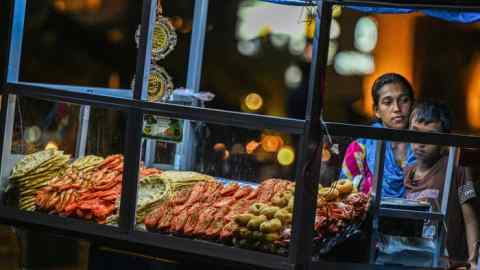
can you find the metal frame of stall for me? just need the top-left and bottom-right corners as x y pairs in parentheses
(1, 0), (480, 270)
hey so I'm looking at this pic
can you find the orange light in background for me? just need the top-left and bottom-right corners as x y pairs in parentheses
(244, 93), (263, 111)
(213, 143), (226, 151)
(213, 143), (229, 160)
(322, 145), (331, 162)
(361, 13), (418, 117)
(108, 72), (120, 88)
(170, 17), (184, 30)
(53, 0), (102, 12)
(261, 135), (284, 153)
(53, 0), (67, 12)
(179, 20), (193, 34)
(107, 29), (124, 43)
(85, 0), (101, 10)
(277, 146), (295, 166)
(246, 140), (260, 154)
(466, 54), (480, 129)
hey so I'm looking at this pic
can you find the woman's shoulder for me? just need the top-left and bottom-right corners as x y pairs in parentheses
(349, 122), (382, 145)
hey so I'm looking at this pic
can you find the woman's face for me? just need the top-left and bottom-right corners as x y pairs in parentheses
(374, 83), (413, 129)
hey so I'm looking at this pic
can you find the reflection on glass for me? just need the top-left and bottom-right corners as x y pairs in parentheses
(12, 97), (80, 155)
(201, 0), (313, 119)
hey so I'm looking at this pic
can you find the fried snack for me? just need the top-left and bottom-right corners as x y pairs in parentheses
(331, 179), (353, 195)
(318, 187), (339, 201)
(159, 171), (215, 183)
(11, 150), (70, 211)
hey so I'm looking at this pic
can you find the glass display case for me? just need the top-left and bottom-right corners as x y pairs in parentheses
(1, 95), (129, 226)
(2, 0), (480, 270)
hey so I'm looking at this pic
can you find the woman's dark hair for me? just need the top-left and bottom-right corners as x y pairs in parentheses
(372, 73), (415, 107)
(410, 100), (452, 133)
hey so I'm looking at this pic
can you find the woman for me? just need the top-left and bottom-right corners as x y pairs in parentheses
(340, 73), (416, 198)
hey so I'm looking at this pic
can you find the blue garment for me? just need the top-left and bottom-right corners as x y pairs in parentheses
(260, 0), (480, 24)
(341, 122), (416, 198)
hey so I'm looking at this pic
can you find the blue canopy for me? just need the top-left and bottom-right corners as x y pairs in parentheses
(261, 0), (480, 23)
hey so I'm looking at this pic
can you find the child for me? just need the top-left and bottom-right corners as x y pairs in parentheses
(404, 101), (479, 268)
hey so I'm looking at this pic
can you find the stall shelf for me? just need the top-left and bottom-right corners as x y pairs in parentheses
(1, 0), (480, 270)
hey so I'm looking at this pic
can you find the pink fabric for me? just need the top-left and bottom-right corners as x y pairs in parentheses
(341, 141), (373, 194)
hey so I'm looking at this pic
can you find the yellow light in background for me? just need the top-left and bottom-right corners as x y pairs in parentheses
(466, 54), (480, 129)
(244, 93), (263, 111)
(258, 26), (272, 38)
(277, 146), (295, 166)
(45, 141), (59, 151)
(332, 5), (342, 18)
(305, 19), (315, 40)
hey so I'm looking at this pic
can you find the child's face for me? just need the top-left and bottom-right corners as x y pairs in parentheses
(410, 118), (443, 162)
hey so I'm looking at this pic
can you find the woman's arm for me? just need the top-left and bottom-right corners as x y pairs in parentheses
(461, 201), (479, 268)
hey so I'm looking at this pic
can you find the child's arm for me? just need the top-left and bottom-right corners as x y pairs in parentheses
(461, 201), (479, 267)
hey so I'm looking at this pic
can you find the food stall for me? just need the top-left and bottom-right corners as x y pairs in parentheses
(1, 0), (479, 269)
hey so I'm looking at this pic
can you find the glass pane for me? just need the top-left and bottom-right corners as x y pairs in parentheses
(152, 0), (193, 90)
(313, 135), (478, 267)
(322, 8), (480, 137)
(4, 96), (127, 227)
(11, 97), (80, 154)
(139, 0), (193, 102)
(135, 114), (299, 256)
(312, 136), (372, 263)
(19, 1), (140, 89)
(159, 0), (311, 119)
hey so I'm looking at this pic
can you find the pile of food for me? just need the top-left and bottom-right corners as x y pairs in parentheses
(143, 178), (369, 254)
(8, 149), (213, 225)
(143, 179), (280, 238)
(108, 171), (214, 225)
(35, 154), (127, 224)
(35, 155), (104, 216)
(7, 149), (368, 255)
(9, 150), (70, 211)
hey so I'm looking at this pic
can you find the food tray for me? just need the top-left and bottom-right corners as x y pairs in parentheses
(380, 197), (431, 211)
